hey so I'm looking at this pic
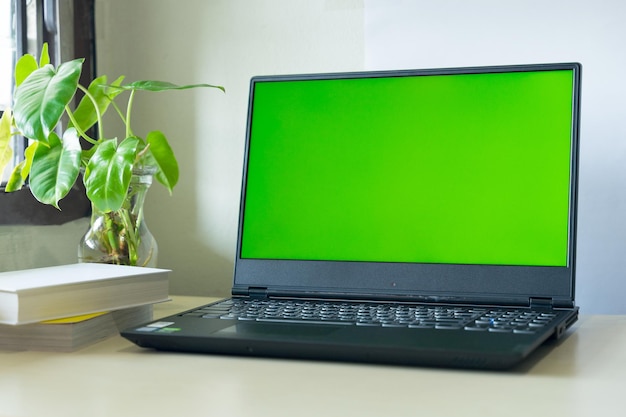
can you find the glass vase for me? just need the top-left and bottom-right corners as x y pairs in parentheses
(78, 166), (158, 267)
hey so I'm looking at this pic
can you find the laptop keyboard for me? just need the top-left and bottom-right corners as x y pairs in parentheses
(182, 299), (560, 334)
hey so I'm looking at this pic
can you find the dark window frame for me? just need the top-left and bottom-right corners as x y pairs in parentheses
(1, 0), (93, 225)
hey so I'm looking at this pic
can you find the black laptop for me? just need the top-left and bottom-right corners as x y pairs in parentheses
(122, 62), (582, 370)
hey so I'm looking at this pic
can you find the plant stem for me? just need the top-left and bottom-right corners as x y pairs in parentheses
(77, 83), (105, 141)
(125, 89), (136, 139)
(119, 208), (139, 266)
(104, 213), (120, 261)
(109, 100), (127, 126)
(65, 106), (98, 145)
(135, 143), (151, 163)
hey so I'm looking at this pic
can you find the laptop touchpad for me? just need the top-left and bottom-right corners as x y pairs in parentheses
(215, 322), (340, 339)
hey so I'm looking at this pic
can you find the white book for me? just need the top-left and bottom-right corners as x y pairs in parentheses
(0, 263), (170, 325)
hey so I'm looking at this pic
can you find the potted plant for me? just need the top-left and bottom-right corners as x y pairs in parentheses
(0, 44), (224, 266)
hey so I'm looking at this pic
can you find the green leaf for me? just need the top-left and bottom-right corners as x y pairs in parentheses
(84, 137), (139, 212)
(0, 110), (13, 179)
(106, 80), (225, 93)
(13, 59), (84, 142)
(71, 75), (125, 133)
(39, 43), (50, 67)
(29, 128), (82, 208)
(14, 54), (38, 86)
(145, 130), (179, 193)
(4, 142), (37, 192)
(5, 160), (26, 191)
(23, 140), (38, 173)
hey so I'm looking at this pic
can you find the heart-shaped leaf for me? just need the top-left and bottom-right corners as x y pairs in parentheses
(13, 59), (84, 143)
(84, 137), (139, 212)
(29, 128), (82, 208)
(145, 130), (179, 193)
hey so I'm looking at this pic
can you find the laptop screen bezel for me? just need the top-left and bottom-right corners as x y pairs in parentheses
(233, 63), (581, 307)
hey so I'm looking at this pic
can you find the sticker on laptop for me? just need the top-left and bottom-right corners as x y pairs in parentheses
(148, 321), (175, 328)
(156, 327), (182, 333)
(134, 321), (176, 332)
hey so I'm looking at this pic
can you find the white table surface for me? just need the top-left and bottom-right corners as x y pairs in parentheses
(1, 296), (624, 417)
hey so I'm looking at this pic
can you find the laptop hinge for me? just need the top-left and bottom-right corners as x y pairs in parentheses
(529, 297), (554, 310)
(247, 287), (269, 299)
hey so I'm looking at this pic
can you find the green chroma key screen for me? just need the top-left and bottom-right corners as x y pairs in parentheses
(241, 69), (574, 267)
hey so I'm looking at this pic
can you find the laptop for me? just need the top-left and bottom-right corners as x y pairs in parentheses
(122, 62), (582, 370)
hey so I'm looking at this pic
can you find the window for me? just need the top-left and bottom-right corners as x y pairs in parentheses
(1, 0), (20, 184)
(0, 0), (93, 225)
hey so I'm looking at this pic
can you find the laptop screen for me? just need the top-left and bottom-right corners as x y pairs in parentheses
(235, 63), (581, 305)
(241, 66), (576, 268)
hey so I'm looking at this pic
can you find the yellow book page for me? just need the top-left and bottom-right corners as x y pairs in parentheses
(41, 312), (108, 324)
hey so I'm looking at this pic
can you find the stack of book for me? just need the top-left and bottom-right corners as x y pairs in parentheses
(0, 263), (170, 351)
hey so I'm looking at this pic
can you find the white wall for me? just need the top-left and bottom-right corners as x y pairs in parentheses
(3, 0), (621, 314)
(95, 0), (365, 296)
(0, 218), (89, 271)
(364, 0), (626, 314)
